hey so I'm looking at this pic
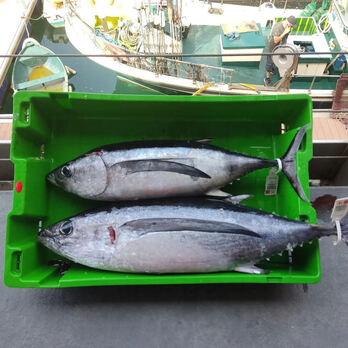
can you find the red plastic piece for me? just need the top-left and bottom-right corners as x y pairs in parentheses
(15, 181), (23, 193)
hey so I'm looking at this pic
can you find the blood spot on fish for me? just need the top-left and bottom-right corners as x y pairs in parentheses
(96, 151), (103, 156)
(108, 226), (116, 244)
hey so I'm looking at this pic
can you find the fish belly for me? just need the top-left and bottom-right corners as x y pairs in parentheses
(111, 231), (262, 273)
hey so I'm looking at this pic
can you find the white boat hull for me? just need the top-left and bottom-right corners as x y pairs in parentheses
(64, 0), (337, 101)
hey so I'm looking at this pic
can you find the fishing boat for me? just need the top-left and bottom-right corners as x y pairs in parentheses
(12, 38), (68, 92)
(63, 0), (348, 103)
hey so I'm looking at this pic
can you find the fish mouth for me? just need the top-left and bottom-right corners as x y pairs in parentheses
(38, 228), (55, 242)
(46, 171), (57, 186)
(38, 228), (50, 239)
(38, 228), (52, 245)
(38, 228), (62, 250)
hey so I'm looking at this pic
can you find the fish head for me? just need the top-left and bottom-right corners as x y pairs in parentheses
(38, 218), (79, 259)
(38, 213), (116, 267)
(46, 154), (108, 199)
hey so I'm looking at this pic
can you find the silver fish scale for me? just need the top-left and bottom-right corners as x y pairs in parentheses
(48, 143), (272, 201)
(98, 147), (233, 200)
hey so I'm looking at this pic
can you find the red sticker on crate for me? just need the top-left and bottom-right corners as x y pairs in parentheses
(15, 181), (23, 193)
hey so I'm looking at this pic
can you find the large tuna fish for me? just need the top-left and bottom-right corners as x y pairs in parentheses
(38, 197), (347, 274)
(47, 125), (310, 202)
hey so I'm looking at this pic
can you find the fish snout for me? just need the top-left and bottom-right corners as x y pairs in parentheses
(46, 171), (57, 186)
(38, 228), (54, 241)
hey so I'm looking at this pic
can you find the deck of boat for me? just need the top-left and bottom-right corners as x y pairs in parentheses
(182, 24), (340, 91)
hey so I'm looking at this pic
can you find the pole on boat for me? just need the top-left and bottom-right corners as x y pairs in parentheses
(167, 0), (175, 55)
(283, 0), (288, 10)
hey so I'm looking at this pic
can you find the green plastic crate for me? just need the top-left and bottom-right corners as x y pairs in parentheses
(4, 91), (320, 288)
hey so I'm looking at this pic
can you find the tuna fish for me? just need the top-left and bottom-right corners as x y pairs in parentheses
(46, 124), (310, 202)
(38, 197), (347, 274)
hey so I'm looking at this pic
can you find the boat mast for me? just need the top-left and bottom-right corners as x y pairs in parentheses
(167, 0), (175, 55)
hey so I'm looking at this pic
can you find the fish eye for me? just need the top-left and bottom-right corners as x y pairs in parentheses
(61, 166), (72, 178)
(56, 165), (72, 181)
(59, 220), (73, 236)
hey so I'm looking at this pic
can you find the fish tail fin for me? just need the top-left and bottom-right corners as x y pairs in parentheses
(280, 124), (310, 202)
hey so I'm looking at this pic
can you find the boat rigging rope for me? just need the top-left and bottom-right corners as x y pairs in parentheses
(118, 22), (139, 51)
(21, 12), (47, 38)
(21, 13), (46, 21)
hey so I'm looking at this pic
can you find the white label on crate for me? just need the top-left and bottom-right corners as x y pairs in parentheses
(331, 197), (348, 222)
(264, 168), (278, 196)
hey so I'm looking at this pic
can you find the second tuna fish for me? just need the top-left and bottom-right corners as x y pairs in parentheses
(38, 197), (347, 274)
(47, 124), (309, 201)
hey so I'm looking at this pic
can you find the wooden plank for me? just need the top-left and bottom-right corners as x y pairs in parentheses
(313, 117), (348, 141)
(0, 122), (12, 141)
(0, 116), (346, 142)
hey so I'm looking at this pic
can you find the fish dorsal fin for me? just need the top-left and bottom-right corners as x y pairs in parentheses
(120, 218), (261, 238)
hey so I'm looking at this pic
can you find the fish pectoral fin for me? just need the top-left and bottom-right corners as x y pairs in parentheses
(205, 191), (253, 202)
(120, 218), (261, 238)
(234, 265), (269, 275)
(223, 194), (253, 204)
(205, 189), (231, 197)
(114, 159), (211, 179)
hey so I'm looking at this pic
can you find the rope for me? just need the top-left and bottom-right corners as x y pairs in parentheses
(21, 13), (46, 21)
(118, 22), (138, 50)
(24, 22), (29, 38)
